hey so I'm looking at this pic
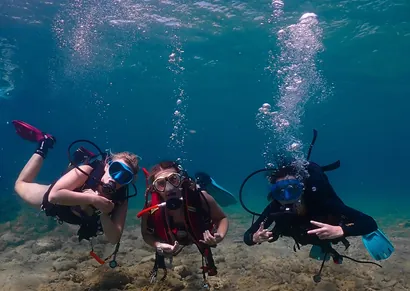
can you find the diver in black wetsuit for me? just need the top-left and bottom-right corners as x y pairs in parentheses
(243, 160), (377, 247)
(240, 130), (389, 283)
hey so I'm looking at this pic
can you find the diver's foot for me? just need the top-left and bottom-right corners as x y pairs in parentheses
(35, 134), (56, 159)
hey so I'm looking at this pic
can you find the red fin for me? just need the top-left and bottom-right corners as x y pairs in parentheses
(12, 120), (47, 142)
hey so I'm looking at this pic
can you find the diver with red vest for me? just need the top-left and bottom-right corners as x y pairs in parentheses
(12, 120), (140, 267)
(139, 161), (229, 287)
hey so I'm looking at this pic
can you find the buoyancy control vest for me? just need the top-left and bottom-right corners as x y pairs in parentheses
(144, 178), (218, 285)
(39, 141), (137, 268)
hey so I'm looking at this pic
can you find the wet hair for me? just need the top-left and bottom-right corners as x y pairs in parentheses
(268, 164), (299, 184)
(267, 156), (309, 184)
(110, 151), (140, 175)
(275, 165), (298, 179)
(147, 160), (180, 183)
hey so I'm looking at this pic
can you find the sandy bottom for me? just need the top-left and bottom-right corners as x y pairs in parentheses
(1, 210), (410, 291)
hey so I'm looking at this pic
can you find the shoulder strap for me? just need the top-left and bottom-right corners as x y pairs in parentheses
(82, 159), (105, 190)
(41, 158), (104, 236)
(147, 193), (173, 244)
(182, 187), (214, 245)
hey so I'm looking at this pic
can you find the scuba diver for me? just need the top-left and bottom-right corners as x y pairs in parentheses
(138, 161), (229, 287)
(240, 129), (394, 283)
(12, 120), (140, 267)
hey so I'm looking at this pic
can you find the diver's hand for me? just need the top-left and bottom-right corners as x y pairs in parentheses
(156, 241), (180, 254)
(199, 230), (223, 246)
(82, 189), (98, 204)
(92, 195), (114, 214)
(82, 188), (99, 197)
(307, 220), (344, 240)
(252, 222), (273, 244)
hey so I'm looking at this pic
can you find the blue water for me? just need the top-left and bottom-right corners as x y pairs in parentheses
(1, 0), (409, 242)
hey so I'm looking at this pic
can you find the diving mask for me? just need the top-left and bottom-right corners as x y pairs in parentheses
(152, 172), (183, 193)
(101, 161), (134, 196)
(108, 160), (134, 185)
(269, 179), (304, 204)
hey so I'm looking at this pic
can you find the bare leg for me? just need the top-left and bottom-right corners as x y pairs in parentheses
(14, 153), (50, 208)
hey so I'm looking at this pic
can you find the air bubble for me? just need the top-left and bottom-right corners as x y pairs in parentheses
(256, 9), (330, 170)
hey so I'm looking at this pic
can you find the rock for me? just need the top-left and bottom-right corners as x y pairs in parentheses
(58, 271), (72, 281)
(140, 254), (155, 263)
(290, 264), (301, 273)
(1, 232), (24, 246)
(122, 248), (152, 262)
(58, 271), (84, 283)
(87, 269), (133, 291)
(314, 282), (339, 291)
(383, 279), (398, 288)
(124, 230), (139, 240)
(166, 277), (185, 291)
(0, 221), (11, 233)
(0, 239), (7, 252)
(174, 265), (192, 278)
(6, 275), (44, 290)
(52, 257), (77, 272)
(16, 243), (36, 259)
(214, 256), (225, 263)
(38, 281), (83, 291)
(229, 262), (242, 269)
(32, 238), (63, 254)
(5, 250), (25, 263)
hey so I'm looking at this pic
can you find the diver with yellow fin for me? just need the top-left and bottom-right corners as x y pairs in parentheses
(240, 129), (394, 283)
(12, 120), (140, 267)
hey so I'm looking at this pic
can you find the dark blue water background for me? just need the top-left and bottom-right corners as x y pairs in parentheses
(1, 0), (409, 225)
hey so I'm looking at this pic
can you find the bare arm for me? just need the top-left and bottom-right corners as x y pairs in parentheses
(48, 165), (97, 205)
(201, 191), (229, 241)
(100, 200), (128, 244)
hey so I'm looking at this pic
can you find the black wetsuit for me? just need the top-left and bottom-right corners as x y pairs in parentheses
(243, 162), (378, 247)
